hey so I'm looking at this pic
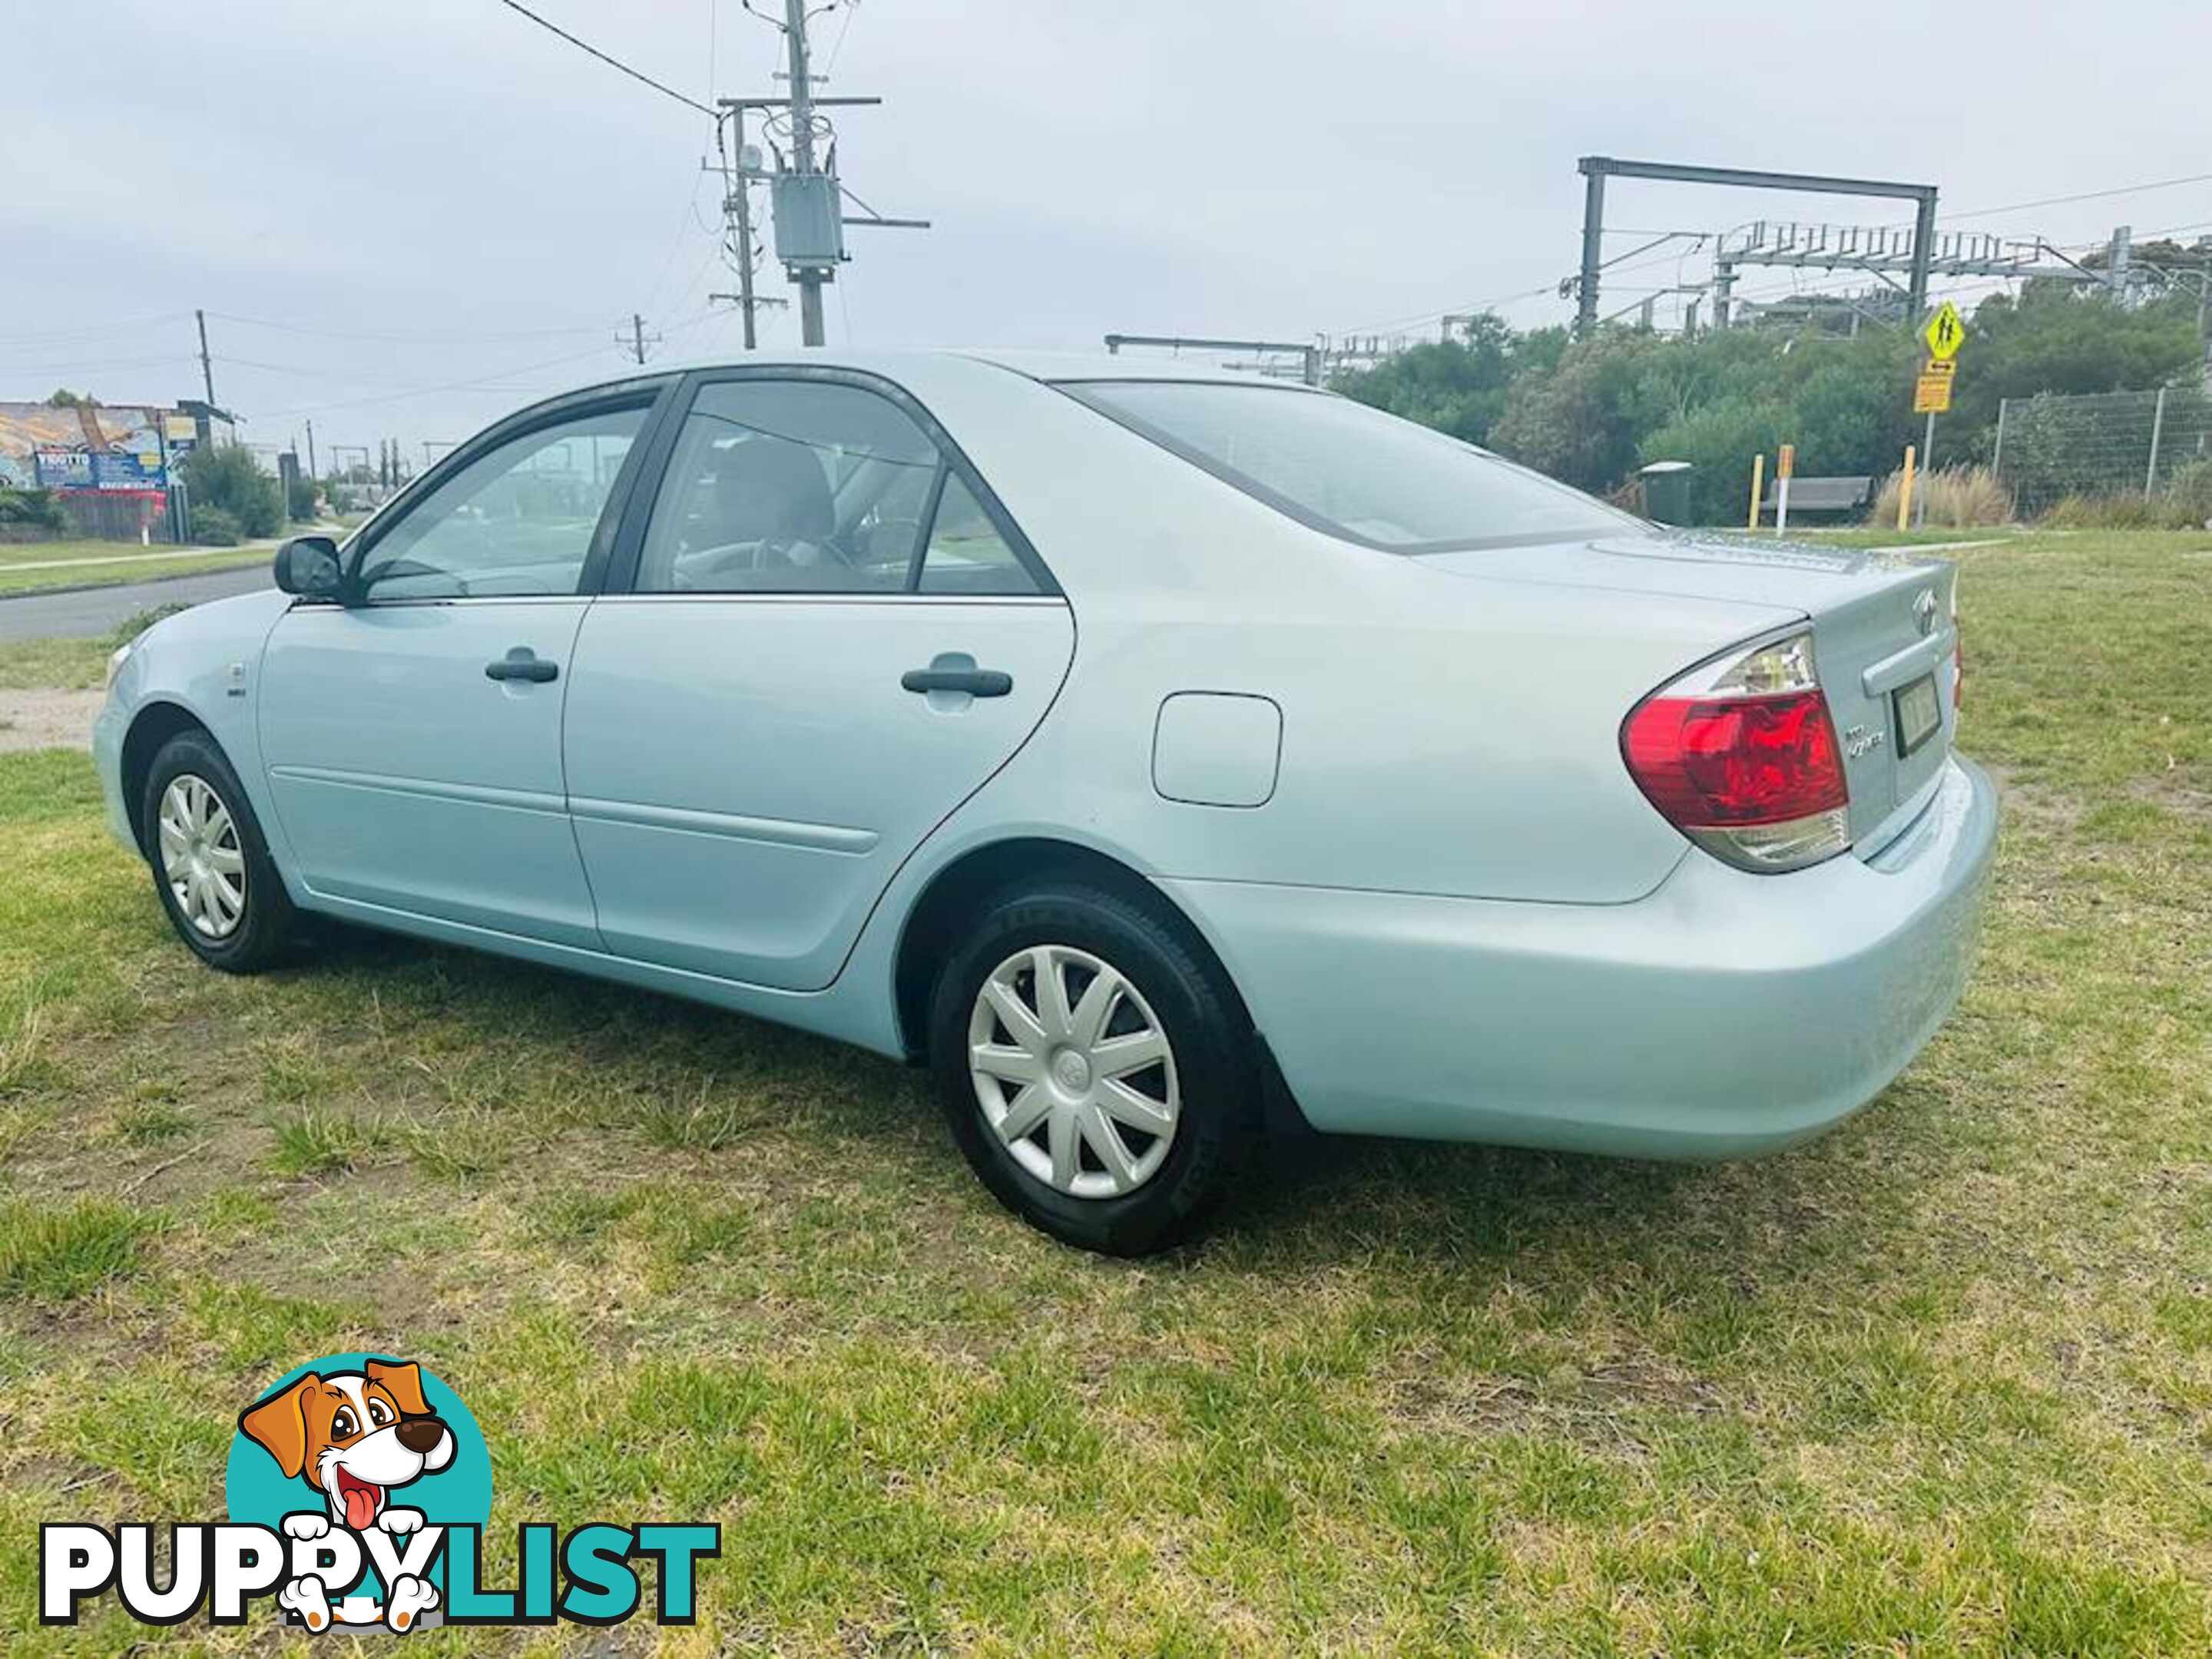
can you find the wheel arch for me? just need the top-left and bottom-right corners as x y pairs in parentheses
(890, 836), (1250, 1062)
(119, 700), (214, 856)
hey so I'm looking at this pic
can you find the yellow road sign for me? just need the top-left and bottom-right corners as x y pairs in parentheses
(1915, 373), (1953, 414)
(1924, 300), (1967, 362)
(1921, 356), (1955, 379)
(1777, 442), (1796, 479)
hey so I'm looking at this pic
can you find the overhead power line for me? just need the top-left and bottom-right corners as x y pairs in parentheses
(206, 310), (614, 343)
(1942, 171), (2212, 224)
(234, 346), (618, 421)
(489, 0), (716, 116)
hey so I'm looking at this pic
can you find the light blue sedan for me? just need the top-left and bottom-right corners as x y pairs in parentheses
(95, 353), (1996, 1253)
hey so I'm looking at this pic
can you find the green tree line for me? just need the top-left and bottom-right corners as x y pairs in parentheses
(1333, 287), (2204, 523)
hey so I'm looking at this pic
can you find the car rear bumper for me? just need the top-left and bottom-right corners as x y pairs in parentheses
(1162, 754), (1998, 1160)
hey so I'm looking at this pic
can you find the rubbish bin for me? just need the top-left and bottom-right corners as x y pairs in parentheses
(1639, 460), (1695, 526)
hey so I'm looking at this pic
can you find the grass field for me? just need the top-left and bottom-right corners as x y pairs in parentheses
(0, 538), (270, 597)
(1, 531), (2208, 1654)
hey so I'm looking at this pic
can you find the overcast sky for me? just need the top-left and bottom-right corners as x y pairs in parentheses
(5, 0), (2204, 458)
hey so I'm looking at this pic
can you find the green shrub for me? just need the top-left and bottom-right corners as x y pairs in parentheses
(190, 504), (243, 546)
(0, 487), (65, 531)
(178, 442), (283, 538)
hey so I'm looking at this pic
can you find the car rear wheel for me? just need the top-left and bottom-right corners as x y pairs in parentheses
(141, 729), (300, 974)
(928, 879), (1260, 1255)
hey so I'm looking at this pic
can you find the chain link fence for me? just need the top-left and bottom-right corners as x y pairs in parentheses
(1993, 385), (2212, 517)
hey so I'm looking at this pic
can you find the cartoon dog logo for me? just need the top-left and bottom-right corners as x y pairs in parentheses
(237, 1358), (455, 1631)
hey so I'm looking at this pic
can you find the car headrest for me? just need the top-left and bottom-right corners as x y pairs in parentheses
(703, 436), (833, 542)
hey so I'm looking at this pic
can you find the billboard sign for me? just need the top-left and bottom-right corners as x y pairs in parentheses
(1, 402), (174, 492)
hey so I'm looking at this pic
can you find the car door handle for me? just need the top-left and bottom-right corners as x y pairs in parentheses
(901, 666), (1012, 697)
(485, 648), (558, 684)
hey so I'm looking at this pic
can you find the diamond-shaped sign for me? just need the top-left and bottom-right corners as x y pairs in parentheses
(1923, 300), (1967, 362)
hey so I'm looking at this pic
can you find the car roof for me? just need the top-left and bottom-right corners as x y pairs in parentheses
(564, 346), (1321, 400)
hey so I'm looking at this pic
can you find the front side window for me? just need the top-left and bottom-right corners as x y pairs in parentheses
(1064, 380), (1637, 553)
(635, 380), (942, 594)
(356, 405), (647, 600)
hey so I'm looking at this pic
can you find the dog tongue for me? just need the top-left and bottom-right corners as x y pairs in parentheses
(342, 1483), (378, 1531)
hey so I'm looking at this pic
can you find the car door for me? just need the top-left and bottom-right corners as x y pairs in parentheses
(561, 370), (1075, 991)
(258, 387), (666, 946)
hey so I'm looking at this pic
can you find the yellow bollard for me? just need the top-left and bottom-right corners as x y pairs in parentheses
(1747, 453), (1766, 531)
(1896, 444), (1917, 532)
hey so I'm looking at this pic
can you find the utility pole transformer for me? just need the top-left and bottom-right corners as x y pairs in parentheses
(1574, 157), (1939, 336)
(720, 4), (927, 348)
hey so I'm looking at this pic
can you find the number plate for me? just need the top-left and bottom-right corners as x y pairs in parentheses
(1893, 673), (1941, 758)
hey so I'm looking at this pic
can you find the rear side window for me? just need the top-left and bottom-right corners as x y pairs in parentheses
(918, 475), (1038, 595)
(1063, 380), (1636, 553)
(634, 376), (1050, 597)
(635, 380), (939, 594)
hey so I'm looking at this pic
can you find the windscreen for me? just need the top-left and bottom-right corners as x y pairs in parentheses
(1065, 379), (1639, 552)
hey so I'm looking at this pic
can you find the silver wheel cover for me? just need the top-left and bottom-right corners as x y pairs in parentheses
(967, 943), (1181, 1200)
(157, 773), (247, 940)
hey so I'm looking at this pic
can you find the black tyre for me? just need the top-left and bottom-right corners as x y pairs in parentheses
(141, 728), (300, 974)
(928, 879), (1261, 1255)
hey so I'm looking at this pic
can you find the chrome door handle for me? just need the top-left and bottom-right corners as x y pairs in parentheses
(485, 648), (558, 684)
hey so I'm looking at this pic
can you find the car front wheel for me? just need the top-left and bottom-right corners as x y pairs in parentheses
(928, 879), (1260, 1255)
(141, 729), (300, 973)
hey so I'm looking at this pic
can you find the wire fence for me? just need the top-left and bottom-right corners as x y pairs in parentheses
(1993, 385), (2212, 516)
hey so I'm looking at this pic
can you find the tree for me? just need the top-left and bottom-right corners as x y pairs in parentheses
(1487, 329), (1670, 492)
(1329, 287), (2206, 524)
(45, 388), (100, 409)
(178, 444), (284, 540)
(1935, 288), (2200, 459)
(1332, 315), (1527, 447)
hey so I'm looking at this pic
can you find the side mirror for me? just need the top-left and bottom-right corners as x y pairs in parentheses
(273, 535), (343, 601)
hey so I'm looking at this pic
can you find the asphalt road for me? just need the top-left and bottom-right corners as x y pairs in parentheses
(0, 564), (273, 641)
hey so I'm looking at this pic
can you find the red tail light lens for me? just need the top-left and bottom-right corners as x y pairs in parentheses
(1624, 691), (1847, 825)
(1621, 633), (1852, 873)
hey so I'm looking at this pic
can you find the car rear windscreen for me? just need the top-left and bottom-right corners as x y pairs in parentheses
(1062, 379), (1638, 553)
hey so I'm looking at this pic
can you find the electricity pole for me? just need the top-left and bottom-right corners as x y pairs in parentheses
(705, 110), (784, 349)
(194, 309), (217, 408)
(304, 418), (317, 480)
(783, 0), (825, 346)
(719, 3), (926, 349)
(618, 312), (660, 365)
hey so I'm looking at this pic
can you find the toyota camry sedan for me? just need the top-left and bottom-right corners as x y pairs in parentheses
(94, 351), (1996, 1253)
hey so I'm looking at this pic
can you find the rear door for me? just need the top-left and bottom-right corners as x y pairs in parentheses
(562, 370), (1075, 991)
(259, 388), (664, 945)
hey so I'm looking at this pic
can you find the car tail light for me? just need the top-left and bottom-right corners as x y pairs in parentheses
(1621, 631), (1850, 873)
